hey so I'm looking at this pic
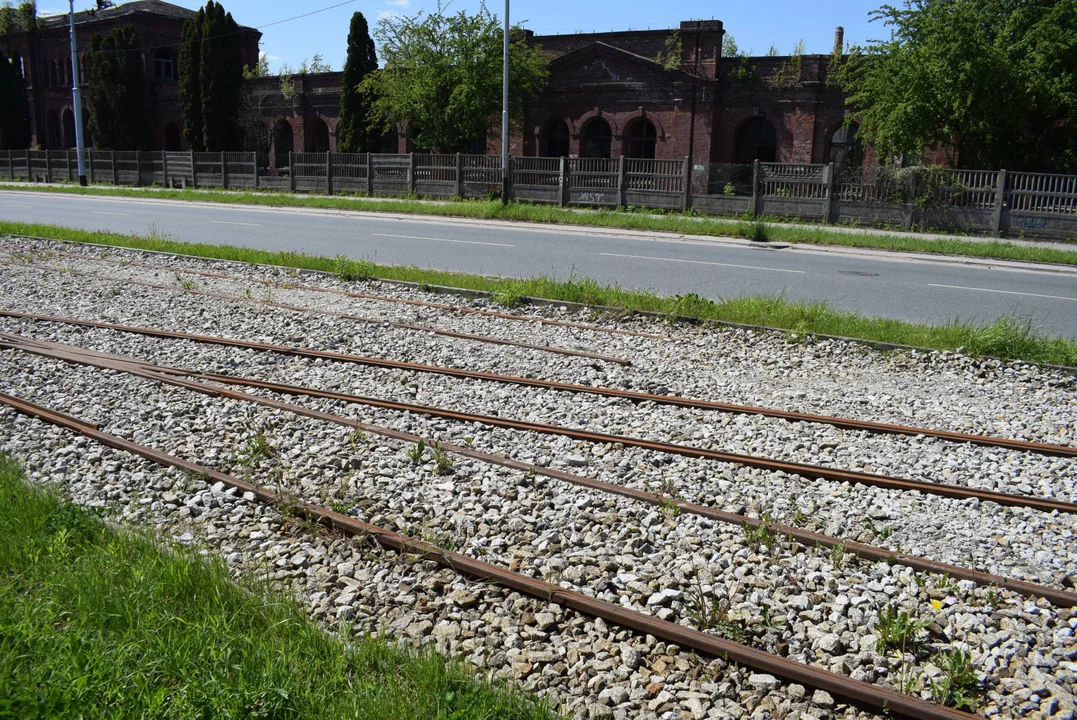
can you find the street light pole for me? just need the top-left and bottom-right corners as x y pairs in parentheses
(68, 0), (87, 186)
(500, 0), (509, 205)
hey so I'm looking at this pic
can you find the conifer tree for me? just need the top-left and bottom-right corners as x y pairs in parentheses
(178, 6), (205, 150)
(0, 51), (31, 149)
(84, 25), (151, 150)
(337, 11), (378, 152)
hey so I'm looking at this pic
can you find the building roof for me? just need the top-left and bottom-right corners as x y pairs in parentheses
(38, 0), (256, 32)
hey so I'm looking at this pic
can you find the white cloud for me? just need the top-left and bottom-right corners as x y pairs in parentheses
(376, 9), (403, 19)
(260, 51), (282, 61)
(386, 0), (411, 7)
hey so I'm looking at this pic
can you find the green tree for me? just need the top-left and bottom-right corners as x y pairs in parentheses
(199, 1), (243, 151)
(834, 0), (1077, 172)
(337, 12), (378, 152)
(84, 25), (151, 150)
(0, 51), (31, 149)
(361, 1), (549, 153)
(178, 6), (204, 150)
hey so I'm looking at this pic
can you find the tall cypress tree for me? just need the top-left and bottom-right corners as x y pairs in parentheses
(337, 11), (378, 153)
(197, 1), (242, 151)
(84, 26), (151, 150)
(178, 7), (205, 151)
(0, 51), (32, 150)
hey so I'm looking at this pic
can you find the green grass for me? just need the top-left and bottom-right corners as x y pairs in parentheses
(2, 220), (1076, 367)
(0, 453), (557, 720)
(5, 183), (1077, 265)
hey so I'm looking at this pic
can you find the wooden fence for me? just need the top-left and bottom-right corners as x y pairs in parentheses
(1, 149), (1073, 240)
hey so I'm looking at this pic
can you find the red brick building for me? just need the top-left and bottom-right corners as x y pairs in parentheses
(1, 0), (260, 151)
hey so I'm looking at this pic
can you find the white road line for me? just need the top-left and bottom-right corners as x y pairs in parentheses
(92, 211), (130, 216)
(598, 252), (807, 274)
(1, 204), (33, 208)
(927, 283), (1077, 302)
(210, 220), (261, 227)
(372, 232), (515, 247)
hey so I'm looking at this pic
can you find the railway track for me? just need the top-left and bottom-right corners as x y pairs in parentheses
(1, 312), (1073, 515)
(0, 388), (979, 720)
(5, 329), (1075, 608)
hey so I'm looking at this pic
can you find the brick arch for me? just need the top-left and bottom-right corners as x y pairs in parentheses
(573, 109), (619, 138)
(730, 113), (783, 164)
(621, 109), (666, 141)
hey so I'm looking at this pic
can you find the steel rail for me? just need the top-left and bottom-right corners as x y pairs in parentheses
(0, 389), (976, 720)
(2, 308), (1073, 459)
(1, 325), (1072, 519)
(44, 249), (670, 339)
(9, 331), (1071, 607)
(0, 261), (631, 366)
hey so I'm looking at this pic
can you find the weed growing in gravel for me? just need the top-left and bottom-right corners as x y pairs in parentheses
(236, 427), (275, 467)
(686, 576), (745, 643)
(334, 254), (374, 282)
(929, 649), (980, 710)
(830, 541), (848, 570)
(874, 605), (931, 654)
(431, 443), (454, 476)
(245, 286), (253, 298)
(659, 499), (682, 520)
(407, 440), (426, 465)
(741, 521), (774, 552)
(863, 517), (894, 541)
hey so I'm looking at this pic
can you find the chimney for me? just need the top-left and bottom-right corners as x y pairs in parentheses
(833, 26), (845, 54)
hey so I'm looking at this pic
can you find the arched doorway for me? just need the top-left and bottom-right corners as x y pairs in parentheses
(734, 117), (778, 163)
(46, 110), (61, 148)
(543, 118), (569, 157)
(580, 117), (612, 159)
(308, 117), (330, 153)
(829, 122), (864, 172)
(61, 108), (75, 148)
(165, 122), (181, 151)
(273, 119), (294, 170)
(625, 118), (657, 159)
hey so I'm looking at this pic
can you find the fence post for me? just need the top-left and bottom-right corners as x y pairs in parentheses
(7, 150), (12, 181)
(135, 152), (143, 187)
(407, 153), (416, 194)
(681, 156), (691, 212)
(560, 157), (569, 206)
(289, 151), (296, 192)
(822, 162), (835, 224)
(904, 172), (918, 231)
(45, 151), (51, 183)
(111, 150), (117, 185)
(617, 156), (626, 208)
(455, 153), (463, 198)
(161, 150), (169, 187)
(992, 169), (1007, 237)
(190, 151), (197, 188)
(751, 160), (760, 218)
(253, 152), (260, 189)
(68, 149), (74, 181)
(88, 151), (94, 183)
(221, 151), (228, 189)
(326, 151), (333, 195)
(366, 153), (374, 195)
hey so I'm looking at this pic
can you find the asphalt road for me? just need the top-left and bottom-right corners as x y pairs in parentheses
(2, 190), (1076, 338)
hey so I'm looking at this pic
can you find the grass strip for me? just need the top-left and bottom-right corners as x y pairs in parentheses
(2, 220), (1076, 367)
(0, 452), (557, 719)
(5, 183), (1077, 265)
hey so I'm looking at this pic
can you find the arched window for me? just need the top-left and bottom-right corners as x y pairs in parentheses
(46, 110), (61, 148)
(273, 119), (294, 169)
(11, 51), (23, 78)
(309, 117), (330, 153)
(625, 118), (657, 159)
(580, 117), (612, 159)
(61, 108), (75, 148)
(543, 119), (569, 157)
(154, 49), (175, 81)
(165, 122), (181, 151)
(734, 116), (778, 163)
(829, 122), (864, 171)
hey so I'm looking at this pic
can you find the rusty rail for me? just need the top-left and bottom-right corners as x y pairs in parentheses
(0, 388), (977, 720)
(0, 261), (631, 366)
(2, 309), (1073, 459)
(8, 330), (1072, 607)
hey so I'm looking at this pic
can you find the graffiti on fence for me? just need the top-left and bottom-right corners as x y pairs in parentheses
(1013, 216), (1049, 230)
(576, 192), (607, 203)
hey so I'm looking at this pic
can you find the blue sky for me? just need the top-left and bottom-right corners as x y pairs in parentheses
(45, 0), (892, 74)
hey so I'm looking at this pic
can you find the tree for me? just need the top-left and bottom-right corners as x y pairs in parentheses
(178, 6), (204, 150)
(199, 1), (243, 151)
(361, 1), (549, 153)
(84, 25), (151, 150)
(337, 12), (378, 153)
(0, 51), (31, 149)
(834, 0), (1077, 172)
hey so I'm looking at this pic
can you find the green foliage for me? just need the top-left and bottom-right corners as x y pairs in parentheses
(0, 2), (15, 34)
(1, 1), (34, 34)
(0, 453), (556, 720)
(834, 0), (1077, 172)
(431, 442), (454, 476)
(199, 1), (243, 151)
(742, 521), (774, 551)
(407, 439), (426, 465)
(0, 50), (30, 149)
(361, 0), (549, 152)
(771, 39), (804, 88)
(84, 26), (152, 150)
(178, 7), (205, 151)
(242, 52), (270, 79)
(874, 604), (931, 654)
(686, 577), (744, 642)
(653, 31), (682, 71)
(930, 649), (980, 710)
(338, 12), (379, 153)
(721, 34), (740, 58)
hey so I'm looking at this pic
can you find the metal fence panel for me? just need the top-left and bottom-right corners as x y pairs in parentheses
(625, 158), (682, 193)
(696, 163), (754, 196)
(761, 163), (826, 199)
(1007, 172), (1077, 215)
(567, 158), (617, 190)
(415, 153), (456, 183)
(513, 156), (560, 187)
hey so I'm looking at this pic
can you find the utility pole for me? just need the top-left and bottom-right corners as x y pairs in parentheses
(68, 0), (87, 186)
(500, 0), (509, 204)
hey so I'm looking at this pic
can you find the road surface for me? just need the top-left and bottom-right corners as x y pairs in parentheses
(2, 190), (1075, 338)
